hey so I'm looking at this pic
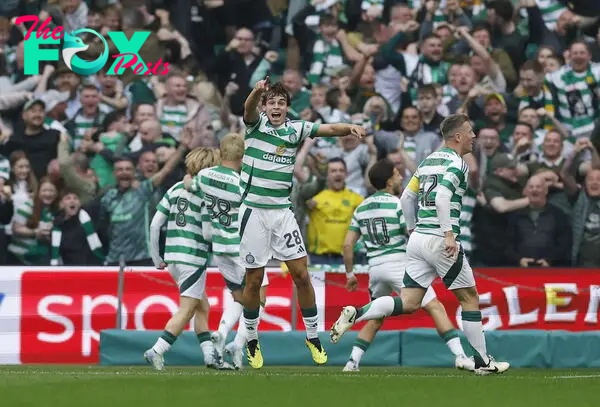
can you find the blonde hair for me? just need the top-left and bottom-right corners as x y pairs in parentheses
(220, 133), (245, 162)
(185, 147), (221, 175)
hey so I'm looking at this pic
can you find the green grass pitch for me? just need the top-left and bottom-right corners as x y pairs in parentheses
(1, 365), (598, 407)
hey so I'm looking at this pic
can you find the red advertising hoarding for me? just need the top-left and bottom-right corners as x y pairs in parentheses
(19, 270), (297, 364)
(0, 266), (598, 364)
(324, 268), (600, 332)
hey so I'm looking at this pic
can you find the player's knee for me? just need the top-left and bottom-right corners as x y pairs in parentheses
(291, 268), (310, 288)
(454, 287), (479, 308)
(403, 301), (420, 314)
(423, 298), (444, 315)
(245, 269), (263, 291)
(231, 289), (244, 303)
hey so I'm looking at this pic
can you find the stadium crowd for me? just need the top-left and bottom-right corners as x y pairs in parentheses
(1, 0), (600, 268)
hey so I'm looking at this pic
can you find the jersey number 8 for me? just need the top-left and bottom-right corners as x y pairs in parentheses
(205, 193), (232, 226)
(359, 217), (390, 245)
(176, 197), (189, 227)
(419, 174), (439, 207)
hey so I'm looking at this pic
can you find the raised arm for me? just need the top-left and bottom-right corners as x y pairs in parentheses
(151, 131), (192, 188)
(315, 123), (366, 139)
(243, 78), (269, 125)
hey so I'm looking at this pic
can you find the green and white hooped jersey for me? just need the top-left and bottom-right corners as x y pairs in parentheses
(8, 200), (54, 260)
(412, 147), (469, 239)
(0, 155), (9, 181)
(520, 0), (566, 31)
(156, 182), (209, 268)
(349, 191), (407, 266)
(192, 165), (242, 257)
(459, 187), (476, 255)
(160, 104), (187, 141)
(241, 112), (319, 209)
(546, 63), (600, 140)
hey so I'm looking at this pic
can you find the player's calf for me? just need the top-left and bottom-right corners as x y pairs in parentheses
(145, 298), (198, 370)
(344, 318), (383, 371)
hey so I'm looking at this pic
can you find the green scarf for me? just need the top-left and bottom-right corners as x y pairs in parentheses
(308, 33), (344, 85)
(50, 209), (104, 265)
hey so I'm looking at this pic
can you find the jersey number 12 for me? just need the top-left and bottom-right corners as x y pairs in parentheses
(419, 175), (439, 207)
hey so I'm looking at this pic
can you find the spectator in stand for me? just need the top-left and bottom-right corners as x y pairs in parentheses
(65, 83), (108, 150)
(505, 174), (572, 267)
(0, 0), (598, 267)
(50, 188), (105, 266)
(517, 106), (571, 154)
(487, 0), (528, 73)
(7, 176), (59, 265)
(5, 150), (37, 212)
(472, 153), (530, 266)
(41, 89), (70, 134)
(306, 158), (364, 265)
(215, 28), (263, 116)
(156, 70), (216, 148)
(515, 60), (554, 126)
(397, 106), (440, 170)
(546, 40), (600, 141)
(86, 111), (130, 189)
(456, 24), (513, 91)
(417, 85), (445, 137)
(475, 94), (514, 146)
(97, 132), (191, 266)
(445, 64), (477, 114)
(0, 99), (61, 180)
(509, 122), (539, 164)
(281, 69), (312, 119)
(0, 152), (11, 263)
(292, 137), (327, 242)
(57, 133), (97, 206)
(60, 0), (89, 33)
(96, 67), (128, 112)
(476, 127), (507, 175)
(521, 0), (581, 56)
(53, 64), (83, 120)
(561, 138), (600, 267)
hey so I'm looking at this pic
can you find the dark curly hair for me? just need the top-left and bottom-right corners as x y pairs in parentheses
(263, 82), (291, 106)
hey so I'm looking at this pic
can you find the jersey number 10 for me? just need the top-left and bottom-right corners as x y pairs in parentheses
(359, 218), (390, 245)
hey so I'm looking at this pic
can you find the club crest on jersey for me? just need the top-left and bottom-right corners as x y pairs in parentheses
(289, 132), (298, 143)
(275, 145), (286, 156)
(246, 253), (255, 264)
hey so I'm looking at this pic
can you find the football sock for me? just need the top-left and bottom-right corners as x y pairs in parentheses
(152, 330), (176, 355)
(355, 296), (403, 322)
(234, 306), (264, 347)
(350, 338), (371, 364)
(218, 301), (243, 339)
(197, 331), (214, 363)
(243, 307), (260, 342)
(461, 311), (490, 366)
(442, 329), (465, 357)
(257, 304), (265, 329)
(301, 307), (319, 340)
